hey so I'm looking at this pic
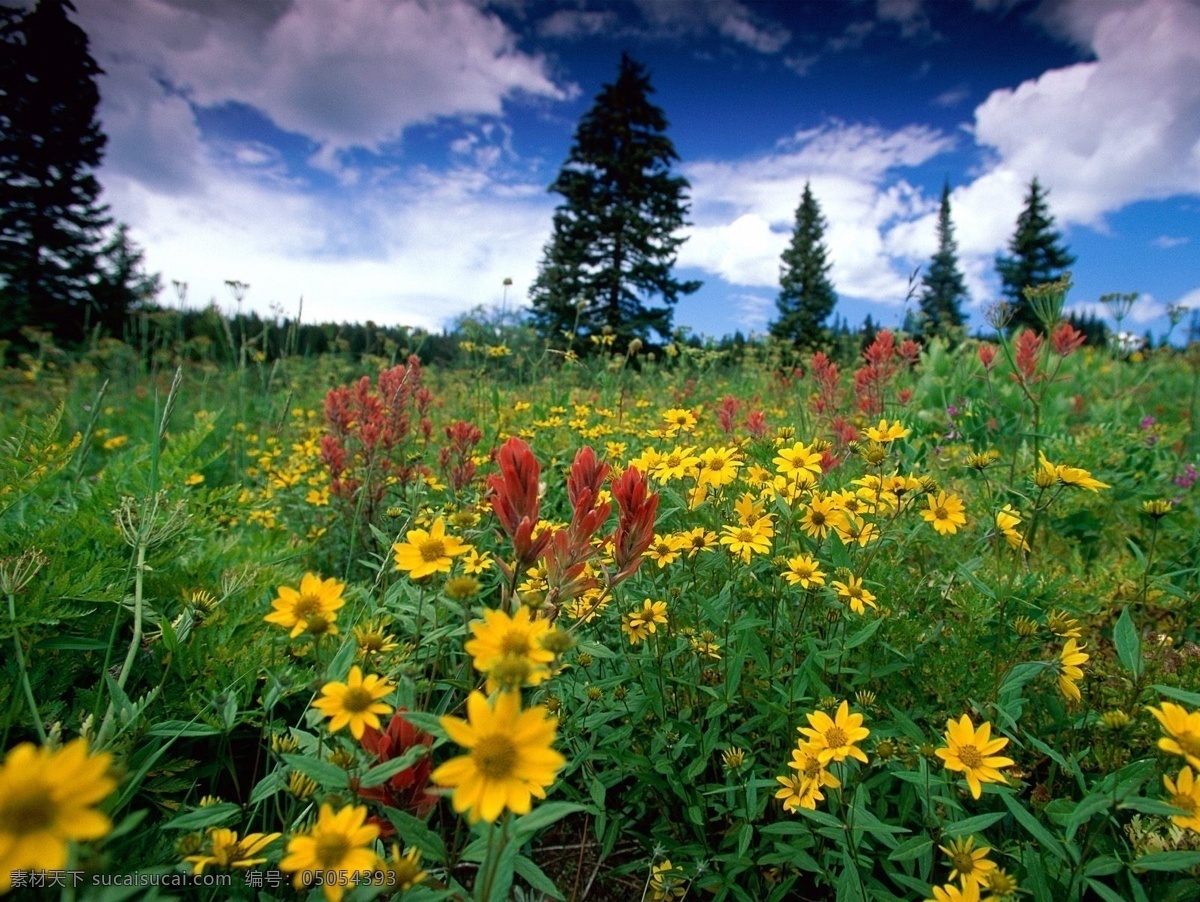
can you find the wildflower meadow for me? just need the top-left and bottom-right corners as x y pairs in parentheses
(2, 294), (1199, 902)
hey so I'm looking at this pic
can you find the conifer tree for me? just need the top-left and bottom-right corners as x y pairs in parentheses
(0, 0), (111, 344)
(770, 182), (837, 347)
(530, 53), (699, 350)
(919, 181), (967, 334)
(995, 177), (1075, 332)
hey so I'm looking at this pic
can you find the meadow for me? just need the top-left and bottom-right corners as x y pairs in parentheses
(1, 304), (1199, 902)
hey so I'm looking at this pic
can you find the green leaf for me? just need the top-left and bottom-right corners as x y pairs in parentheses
(162, 802), (240, 831)
(1002, 793), (1069, 863)
(358, 745), (428, 788)
(1151, 684), (1200, 708)
(384, 807), (448, 863)
(942, 812), (1007, 836)
(281, 753), (349, 789)
(1119, 797), (1189, 817)
(888, 836), (933, 862)
(1113, 608), (1142, 676)
(843, 617), (883, 650)
(511, 802), (584, 841)
(145, 720), (222, 738)
(1066, 793), (1113, 841)
(1086, 878), (1132, 902)
(514, 855), (564, 899)
(1131, 851), (1200, 872)
(35, 636), (108, 651)
(248, 770), (287, 806)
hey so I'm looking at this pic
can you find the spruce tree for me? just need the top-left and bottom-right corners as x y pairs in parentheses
(91, 223), (160, 336)
(919, 181), (967, 334)
(530, 53), (699, 350)
(770, 182), (837, 347)
(995, 177), (1075, 332)
(0, 0), (110, 345)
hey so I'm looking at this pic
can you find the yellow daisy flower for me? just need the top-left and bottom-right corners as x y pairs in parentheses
(264, 572), (346, 638)
(1148, 702), (1200, 768)
(797, 701), (870, 765)
(646, 533), (686, 568)
(432, 690), (566, 823)
(279, 803), (379, 902)
(184, 828), (281, 874)
(800, 494), (845, 540)
(311, 666), (395, 739)
(831, 575), (877, 615)
(927, 881), (981, 902)
(782, 554), (826, 589)
(934, 714), (1015, 799)
(0, 739), (116, 892)
(681, 527), (719, 556)
(392, 518), (472, 578)
(464, 607), (555, 688)
(864, 419), (911, 443)
(622, 599), (670, 645)
(1057, 639), (1089, 702)
(1162, 766), (1200, 831)
(696, 446), (742, 488)
(720, 520), (773, 563)
(921, 492), (967, 535)
(938, 835), (996, 889)
(774, 441), (822, 478)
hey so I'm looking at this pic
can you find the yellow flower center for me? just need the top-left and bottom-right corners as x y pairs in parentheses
(500, 632), (532, 656)
(951, 851), (977, 875)
(958, 744), (984, 769)
(809, 510), (827, 526)
(294, 595), (322, 617)
(824, 726), (848, 748)
(846, 586), (863, 600)
(1169, 792), (1197, 814)
(474, 733), (518, 779)
(341, 687), (374, 713)
(417, 538), (447, 562)
(934, 506), (949, 520)
(794, 565), (813, 578)
(314, 833), (351, 869)
(3, 787), (56, 832)
(707, 458), (726, 471)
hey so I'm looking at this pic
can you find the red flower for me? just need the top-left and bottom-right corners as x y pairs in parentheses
(1051, 321), (1086, 357)
(488, 437), (551, 572)
(1012, 329), (1044, 383)
(356, 710), (437, 835)
(610, 466), (658, 585)
(978, 343), (998, 371)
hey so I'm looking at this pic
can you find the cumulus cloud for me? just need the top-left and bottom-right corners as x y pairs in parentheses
(77, 0), (570, 166)
(631, 0), (791, 54)
(680, 123), (954, 303)
(1153, 235), (1190, 249)
(970, 0), (1200, 226)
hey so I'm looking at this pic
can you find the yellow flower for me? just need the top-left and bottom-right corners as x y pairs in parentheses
(392, 518), (472, 578)
(353, 620), (399, 657)
(1148, 702), (1200, 768)
(797, 701), (870, 765)
(376, 843), (427, 890)
(831, 575), (877, 615)
(102, 435), (128, 450)
(311, 666), (395, 739)
(681, 527), (718, 556)
(0, 739), (116, 892)
(461, 548), (494, 574)
(184, 828), (281, 874)
(650, 858), (686, 900)
(994, 505), (1028, 551)
(184, 473), (205, 486)
(777, 743), (841, 811)
(935, 715), (1015, 799)
(662, 408), (698, 432)
(432, 690), (565, 823)
(800, 493), (845, 540)
(927, 881), (981, 902)
(782, 554), (826, 589)
(696, 446), (742, 488)
(1039, 453), (1110, 492)
(1057, 639), (1089, 702)
(939, 835), (996, 888)
(774, 441), (822, 478)
(865, 419), (911, 443)
(279, 803), (379, 902)
(1162, 766), (1200, 831)
(921, 492), (967, 535)
(652, 446), (700, 483)
(622, 599), (670, 645)
(720, 520), (773, 563)
(264, 573), (346, 638)
(464, 607), (555, 688)
(646, 533), (686, 568)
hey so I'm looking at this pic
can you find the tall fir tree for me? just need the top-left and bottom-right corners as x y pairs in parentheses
(91, 223), (160, 337)
(530, 53), (699, 350)
(0, 0), (111, 345)
(770, 182), (837, 347)
(919, 181), (967, 334)
(995, 177), (1075, 332)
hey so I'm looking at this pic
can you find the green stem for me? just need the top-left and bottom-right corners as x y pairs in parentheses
(8, 590), (47, 743)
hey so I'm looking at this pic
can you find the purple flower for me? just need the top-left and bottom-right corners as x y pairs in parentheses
(1175, 463), (1198, 490)
(1140, 416), (1156, 430)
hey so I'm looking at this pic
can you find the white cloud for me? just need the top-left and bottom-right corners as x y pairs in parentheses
(680, 123), (954, 303)
(969, 0), (1200, 227)
(1153, 235), (1190, 249)
(78, 0), (570, 166)
(1173, 287), (1200, 310)
(732, 293), (774, 333)
(631, 0), (791, 54)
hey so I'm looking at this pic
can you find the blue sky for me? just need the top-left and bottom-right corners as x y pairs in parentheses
(71, 0), (1200, 340)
